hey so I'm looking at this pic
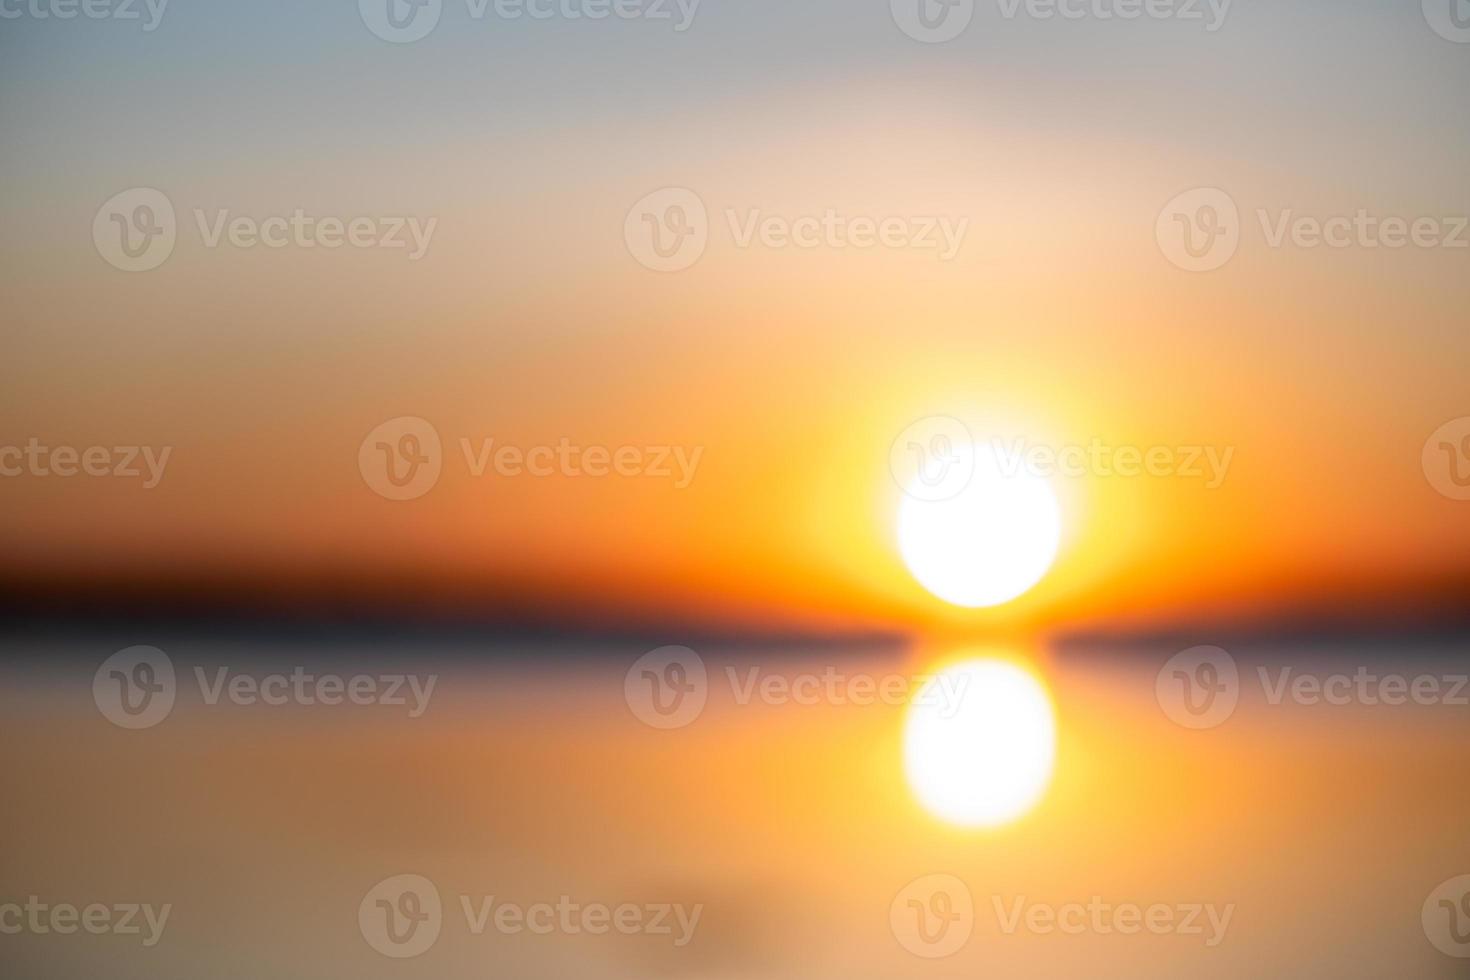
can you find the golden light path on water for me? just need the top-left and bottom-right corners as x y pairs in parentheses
(897, 442), (1064, 827)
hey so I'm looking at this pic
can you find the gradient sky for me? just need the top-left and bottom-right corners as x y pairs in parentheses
(2, 0), (1468, 636)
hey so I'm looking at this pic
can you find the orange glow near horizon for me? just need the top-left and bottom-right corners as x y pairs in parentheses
(3, 87), (1468, 637)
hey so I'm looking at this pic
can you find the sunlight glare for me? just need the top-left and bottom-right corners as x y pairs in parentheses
(897, 442), (1061, 607)
(904, 659), (1056, 828)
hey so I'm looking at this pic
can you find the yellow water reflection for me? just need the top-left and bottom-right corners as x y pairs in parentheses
(904, 657), (1057, 828)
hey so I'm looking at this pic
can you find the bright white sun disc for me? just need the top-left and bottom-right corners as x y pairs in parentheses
(897, 442), (1061, 607)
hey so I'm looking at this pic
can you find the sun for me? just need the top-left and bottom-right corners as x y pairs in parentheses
(897, 441), (1061, 607)
(904, 659), (1056, 828)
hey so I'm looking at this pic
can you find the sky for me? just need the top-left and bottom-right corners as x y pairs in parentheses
(2, 0), (1468, 638)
